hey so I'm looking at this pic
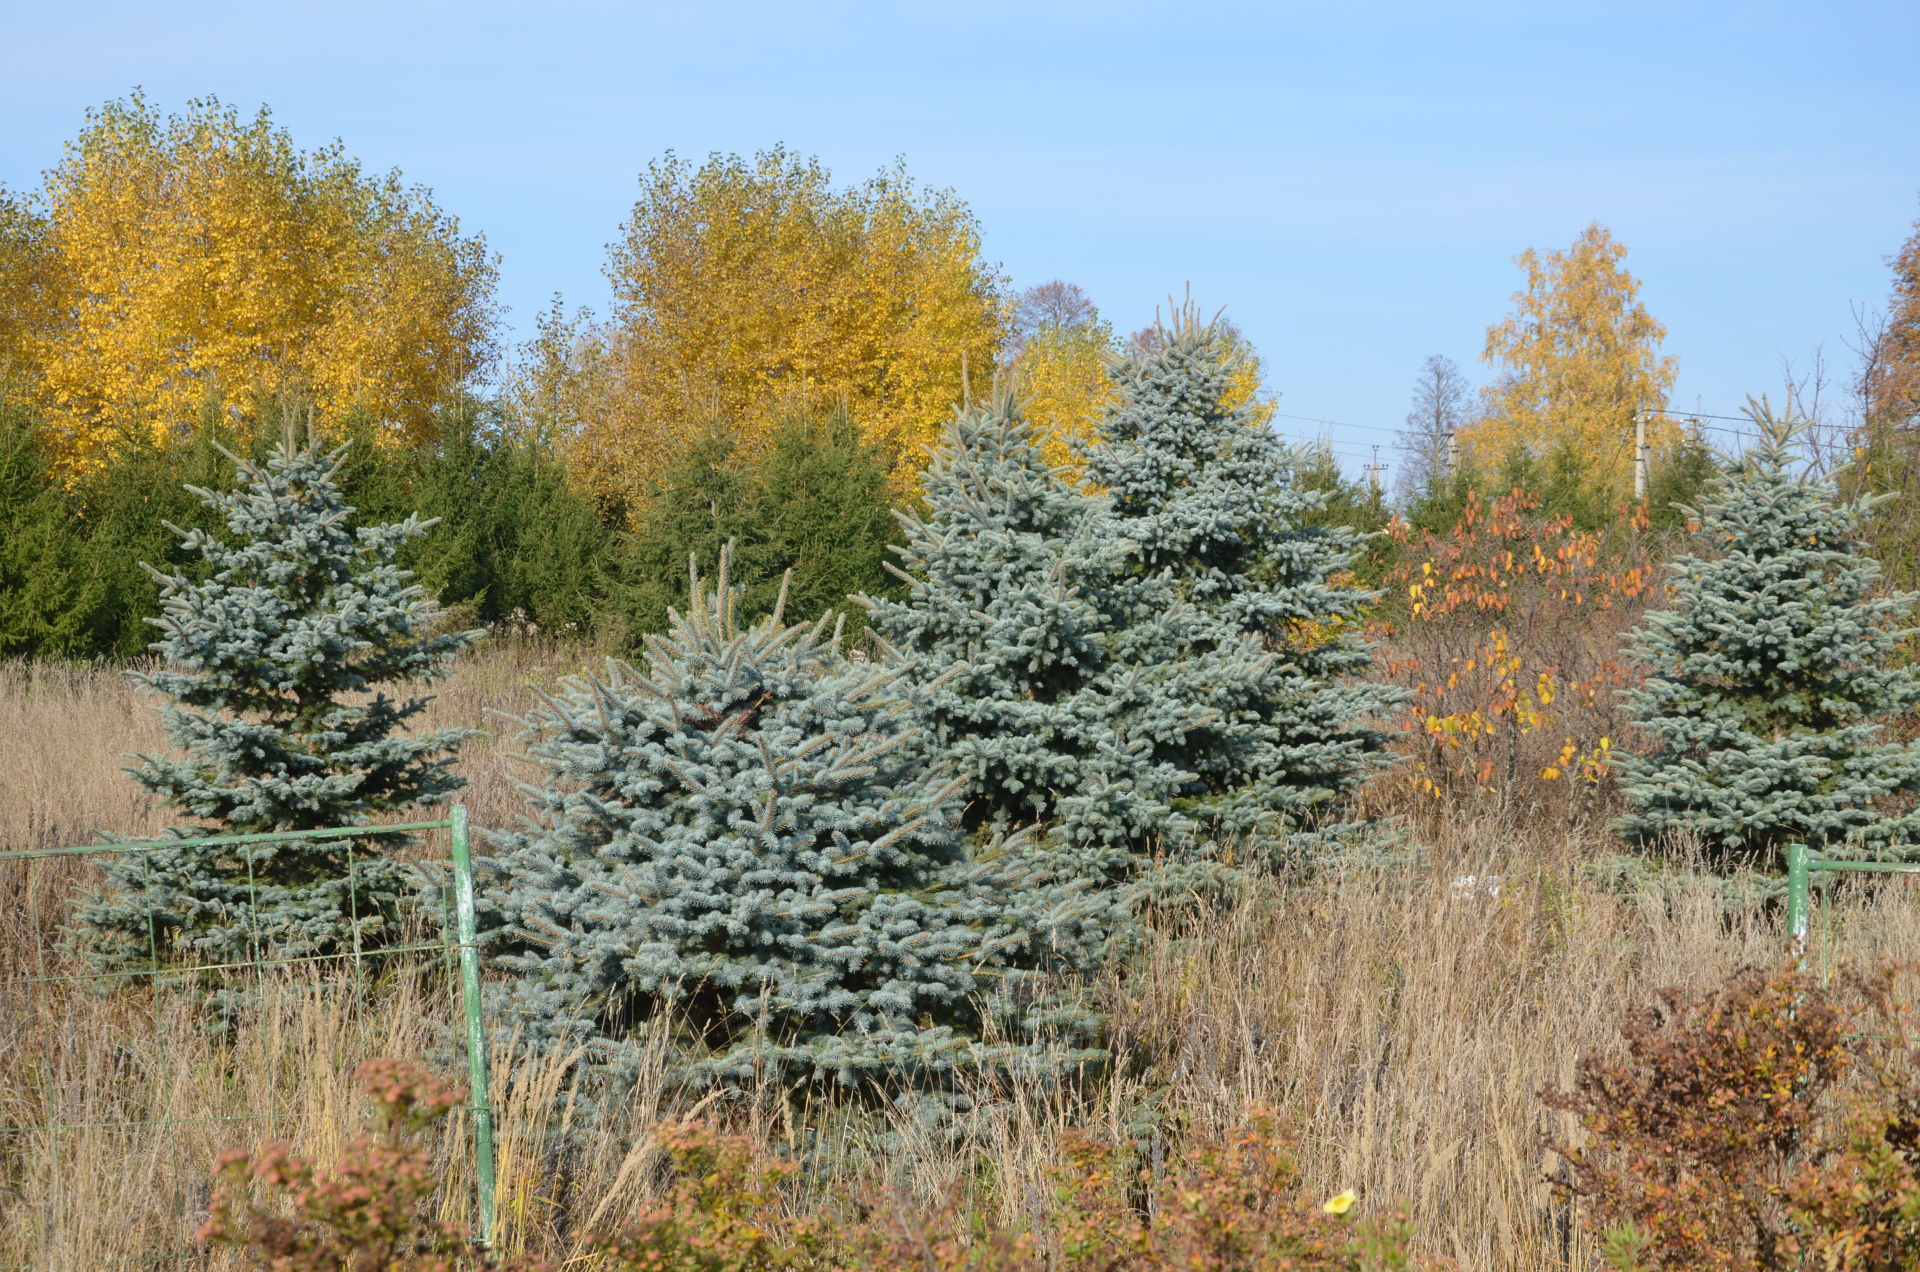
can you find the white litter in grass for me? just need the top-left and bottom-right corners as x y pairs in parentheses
(1450, 873), (1503, 900)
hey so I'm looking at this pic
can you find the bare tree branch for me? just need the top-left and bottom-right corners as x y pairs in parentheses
(1395, 354), (1474, 501)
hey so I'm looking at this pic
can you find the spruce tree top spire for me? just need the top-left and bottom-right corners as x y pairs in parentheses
(1617, 400), (1920, 864)
(1092, 300), (1369, 646)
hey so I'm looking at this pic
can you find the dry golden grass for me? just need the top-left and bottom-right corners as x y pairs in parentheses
(2, 639), (1914, 1269)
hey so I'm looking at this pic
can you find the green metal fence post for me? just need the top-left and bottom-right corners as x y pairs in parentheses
(1786, 842), (1810, 957)
(448, 804), (497, 1248)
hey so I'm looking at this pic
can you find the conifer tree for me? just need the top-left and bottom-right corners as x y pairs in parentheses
(863, 393), (1207, 871)
(0, 405), (92, 656)
(1086, 303), (1401, 848)
(79, 435), (480, 974)
(487, 552), (1113, 1095)
(608, 410), (899, 639)
(1617, 402), (1920, 865)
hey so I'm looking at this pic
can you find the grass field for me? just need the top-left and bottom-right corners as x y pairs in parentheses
(2, 639), (1911, 1269)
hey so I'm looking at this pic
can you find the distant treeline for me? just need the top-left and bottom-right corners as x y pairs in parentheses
(0, 400), (900, 660)
(0, 389), (1735, 663)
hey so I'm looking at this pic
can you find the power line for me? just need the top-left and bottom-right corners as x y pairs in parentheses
(1273, 405), (1851, 451)
(1275, 436), (1375, 461)
(1646, 408), (1763, 424)
(1271, 410), (1404, 437)
(1647, 407), (1852, 441)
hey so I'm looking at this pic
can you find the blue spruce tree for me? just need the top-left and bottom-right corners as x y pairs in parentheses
(1085, 303), (1401, 850)
(79, 437), (480, 975)
(487, 551), (1113, 1096)
(863, 393), (1210, 872)
(1617, 402), (1920, 866)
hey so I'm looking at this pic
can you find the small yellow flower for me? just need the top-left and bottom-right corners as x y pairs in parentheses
(1322, 1189), (1357, 1216)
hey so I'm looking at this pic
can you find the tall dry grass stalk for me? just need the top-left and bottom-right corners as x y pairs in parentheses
(3, 640), (1916, 1269)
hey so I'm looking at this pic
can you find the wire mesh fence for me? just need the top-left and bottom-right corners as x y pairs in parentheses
(0, 806), (494, 1268)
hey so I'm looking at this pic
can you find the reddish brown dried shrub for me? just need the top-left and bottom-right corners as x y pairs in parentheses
(198, 1057), (512, 1271)
(1546, 962), (1920, 1271)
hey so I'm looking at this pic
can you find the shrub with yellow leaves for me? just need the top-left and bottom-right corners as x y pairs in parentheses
(1373, 487), (1659, 819)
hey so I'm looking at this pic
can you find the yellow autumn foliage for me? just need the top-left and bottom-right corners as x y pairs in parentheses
(1011, 319), (1120, 474)
(1010, 303), (1275, 481)
(1462, 222), (1678, 500)
(0, 93), (499, 478)
(0, 192), (46, 393)
(1868, 205), (1920, 427)
(1217, 324), (1275, 428)
(549, 147), (1004, 512)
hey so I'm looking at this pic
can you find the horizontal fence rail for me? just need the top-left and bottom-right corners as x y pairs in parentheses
(0, 805), (496, 1263)
(1785, 841), (1920, 955)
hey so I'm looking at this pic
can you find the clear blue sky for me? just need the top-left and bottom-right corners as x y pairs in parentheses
(5, 0), (1916, 478)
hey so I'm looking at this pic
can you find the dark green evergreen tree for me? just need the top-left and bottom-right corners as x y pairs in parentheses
(1400, 465), (1480, 537)
(607, 409), (899, 638)
(1644, 426), (1722, 534)
(54, 425), (238, 658)
(487, 552), (1113, 1096)
(0, 401), (616, 658)
(1617, 402), (1920, 866)
(79, 435), (481, 974)
(337, 405), (610, 633)
(1487, 439), (1618, 531)
(743, 409), (901, 629)
(604, 432), (751, 635)
(1085, 303), (1403, 851)
(0, 406), (94, 656)
(1290, 440), (1392, 536)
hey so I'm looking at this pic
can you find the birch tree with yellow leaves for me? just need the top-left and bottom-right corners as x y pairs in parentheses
(1004, 288), (1276, 481)
(0, 194), (47, 397)
(1013, 319), (1120, 473)
(547, 147), (1004, 512)
(1462, 222), (1678, 502)
(0, 94), (498, 478)
(1005, 281), (1120, 473)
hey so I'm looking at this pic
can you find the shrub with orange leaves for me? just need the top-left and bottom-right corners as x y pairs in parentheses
(198, 1058), (510, 1272)
(201, 1070), (1436, 1272)
(1369, 487), (1662, 819)
(1545, 961), (1920, 1272)
(596, 1111), (1431, 1272)
(587, 1121), (823, 1272)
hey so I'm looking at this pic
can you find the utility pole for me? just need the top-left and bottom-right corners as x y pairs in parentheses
(1632, 408), (1649, 500)
(1365, 445), (1387, 499)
